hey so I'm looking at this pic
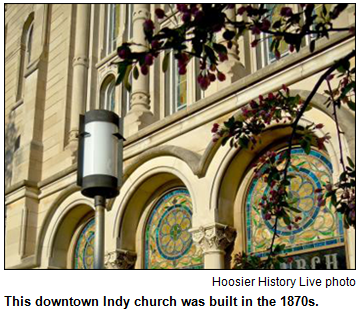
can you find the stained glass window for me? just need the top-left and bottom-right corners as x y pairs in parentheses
(74, 218), (95, 269)
(144, 189), (203, 269)
(264, 4), (289, 65)
(176, 71), (188, 111)
(246, 148), (344, 257)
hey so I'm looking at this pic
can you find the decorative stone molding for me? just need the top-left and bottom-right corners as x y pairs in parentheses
(132, 8), (150, 23)
(130, 92), (151, 110)
(190, 223), (236, 254)
(104, 249), (137, 269)
(73, 56), (89, 68)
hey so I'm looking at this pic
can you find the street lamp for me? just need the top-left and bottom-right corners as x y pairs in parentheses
(77, 110), (124, 269)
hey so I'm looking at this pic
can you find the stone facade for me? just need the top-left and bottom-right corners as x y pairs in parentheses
(5, 4), (355, 269)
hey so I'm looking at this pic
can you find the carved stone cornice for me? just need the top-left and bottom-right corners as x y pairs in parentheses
(104, 249), (137, 269)
(190, 223), (236, 254)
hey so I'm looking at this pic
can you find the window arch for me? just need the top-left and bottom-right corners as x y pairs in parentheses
(144, 188), (203, 269)
(17, 13), (34, 101)
(245, 147), (345, 269)
(74, 218), (95, 269)
(100, 75), (116, 111)
(26, 21), (34, 64)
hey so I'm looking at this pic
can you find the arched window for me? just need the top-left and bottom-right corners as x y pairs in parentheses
(74, 218), (95, 269)
(105, 4), (119, 55)
(144, 188), (203, 269)
(26, 21), (34, 64)
(100, 75), (116, 111)
(121, 83), (131, 117)
(245, 147), (345, 269)
(17, 14), (34, 101)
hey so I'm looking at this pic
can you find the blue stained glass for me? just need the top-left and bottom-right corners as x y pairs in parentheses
(74, 218), (95, 269)
(246, 148), (344, 255)
(144, 189), (203, 269)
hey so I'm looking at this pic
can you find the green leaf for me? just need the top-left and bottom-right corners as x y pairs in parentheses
(116, 62), (130, 86)
(300, 139), (311, 155)
(274, 244), (285, 253)
(124, 65), (132, 92)
(272, 20), (282, 29)
(340, 172), (347, 181)
(283, 215), (291, 226)
(347, 100), (355, 111)
(347, 157), (355, 169)
(224, 116), (235, 128)
(162, 52), (170, 73)
(288, 206), (302, 213)
(204, 45), (216, 64)
(213, 43), (227, 55)
(239, 136), (250, 149)
(133, 65), (139, 80)
(221, 136), (230, 146)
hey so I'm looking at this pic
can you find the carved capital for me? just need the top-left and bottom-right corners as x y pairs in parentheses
(133, 8), (150, 23)
(73, 56), (89, 68)
(104, 250), (137, 269)
(190, 223), (236, 254)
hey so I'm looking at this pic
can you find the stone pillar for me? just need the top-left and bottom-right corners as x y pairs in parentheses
(104, 249), (137, 269)
(68, 4), (91, 149)
(124, 4), (155, 137)
(190, 223), (236, 269)
(217, 6), (247, 85)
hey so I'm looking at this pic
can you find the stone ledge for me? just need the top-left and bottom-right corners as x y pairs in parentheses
(124, 32), (354, 146)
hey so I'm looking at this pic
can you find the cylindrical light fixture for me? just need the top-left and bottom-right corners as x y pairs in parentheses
(77, 110), (124, 199)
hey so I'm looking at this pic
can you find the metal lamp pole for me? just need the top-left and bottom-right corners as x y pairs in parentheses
(94, 195), (106, 269)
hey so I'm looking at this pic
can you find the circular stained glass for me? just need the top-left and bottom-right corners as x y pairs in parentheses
(144, 189), (203, 269)
(156, 205), (192, 260)
(74, 218), (94, 269)
(246, 148), (344, 254)
(262, 167), (321, 236)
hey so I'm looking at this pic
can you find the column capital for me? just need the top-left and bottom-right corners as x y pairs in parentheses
(133, 4), (150, 23)
(104, 249), (137, 269)
(73, 56), (89, 68)
(190, 223), (236, 254)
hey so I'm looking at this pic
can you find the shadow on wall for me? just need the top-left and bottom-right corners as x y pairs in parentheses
(5, 111), (17, 188)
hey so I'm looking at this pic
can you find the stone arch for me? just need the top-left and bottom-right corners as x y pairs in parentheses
(108, 155), (200, 268)
(210, 105), (350, 224)
(122, 145), (201, 183)
(99, 73), (116, 110)
(38, 185), (94, 268)
(207, 105), (353, 266)
(199, 90), (355, 179)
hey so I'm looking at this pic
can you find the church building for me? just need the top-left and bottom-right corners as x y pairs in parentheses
(4, 4), (355, 269)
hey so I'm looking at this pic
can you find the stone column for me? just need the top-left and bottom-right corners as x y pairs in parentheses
(190, 223), (236, 269)
(124, 4), (155, 137)
(68, 4), (91, 149)
(217, 6), (247, 85)
(104, 249), (137, 269)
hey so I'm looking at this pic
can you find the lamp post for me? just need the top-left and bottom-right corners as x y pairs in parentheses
(77, 110), (124, 269)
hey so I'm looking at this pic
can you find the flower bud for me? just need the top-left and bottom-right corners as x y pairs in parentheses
(155, 8), (165, 19)
(217, 72), (226, 81)
(143, 19), (155, 32)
